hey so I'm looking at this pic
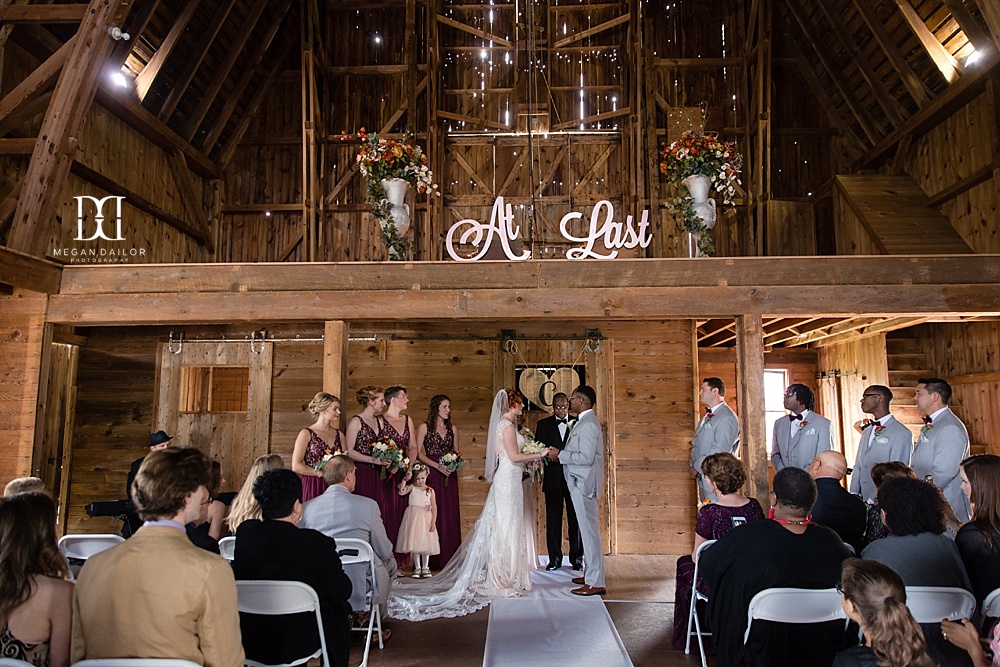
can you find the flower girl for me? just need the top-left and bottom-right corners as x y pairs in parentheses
(397, 464), (440, 578)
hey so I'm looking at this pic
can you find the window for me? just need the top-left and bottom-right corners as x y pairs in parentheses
(764, 369), (788, 455)
(180, 366), (250, 413)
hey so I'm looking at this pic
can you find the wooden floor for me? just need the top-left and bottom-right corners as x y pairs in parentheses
(357, 555), (714, 667)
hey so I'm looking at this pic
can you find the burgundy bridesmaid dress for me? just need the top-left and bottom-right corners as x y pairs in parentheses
(423, 423), (461, 569)
(352, 415), (407, 563)
(300, 428), (339, 502)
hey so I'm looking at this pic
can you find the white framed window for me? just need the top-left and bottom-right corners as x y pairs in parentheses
(764, 369), (789, 455)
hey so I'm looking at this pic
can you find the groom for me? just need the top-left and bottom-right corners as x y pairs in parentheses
(547, 385), (605, 596)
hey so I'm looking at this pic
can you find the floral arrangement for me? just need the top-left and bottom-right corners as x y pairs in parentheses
(314, 452), (334, 472)
(519, 427), (548, 483)
(439, 452), (465, 487)
(659, 131), (742, 256)
(371, 437), (410, 480)
(342, 128), (439, 260)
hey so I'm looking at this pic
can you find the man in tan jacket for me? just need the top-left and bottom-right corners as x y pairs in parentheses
(72, 447), (244, 667)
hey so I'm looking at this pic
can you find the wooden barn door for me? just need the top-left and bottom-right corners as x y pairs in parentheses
(155, 342), (273, 490)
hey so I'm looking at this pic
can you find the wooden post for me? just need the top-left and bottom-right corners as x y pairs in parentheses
(736, 313), (768, 505)
(594, 337), (616, 555)
(7, 0), (131, 258)
(323, 321), (349, 406)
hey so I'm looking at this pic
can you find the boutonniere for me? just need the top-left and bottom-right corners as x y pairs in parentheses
(704, 412), (715, 421)
(797, 420), (809, 431)
(873, 424), (886, 435)
(566, 418), (578, 434)
(920, 423), (934, 436)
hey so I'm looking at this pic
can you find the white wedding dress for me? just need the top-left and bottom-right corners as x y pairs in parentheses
(387, 418), (535, 620)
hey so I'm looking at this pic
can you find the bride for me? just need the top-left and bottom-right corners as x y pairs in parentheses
(387, 388), (549, 620)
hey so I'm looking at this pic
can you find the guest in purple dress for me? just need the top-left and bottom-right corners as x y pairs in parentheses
(416, 394), (462, 569)
(292, 392), (345, 503)
(672, 452), (765, 649)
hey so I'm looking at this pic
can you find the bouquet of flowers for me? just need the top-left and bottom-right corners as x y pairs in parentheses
(314, 452), (335, 472)
(371, 438), (410, 480)
(519, 427), (548, 483)
(438, 452), (465, 487)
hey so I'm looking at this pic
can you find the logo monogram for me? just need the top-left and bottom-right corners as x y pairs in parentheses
(74, 196), (125, 241)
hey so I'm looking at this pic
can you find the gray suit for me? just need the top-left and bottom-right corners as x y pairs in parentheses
(849, 416), (913, 502)
(910, 407), (971, 523)
(770, 410), (832, 471)
(558, 409), (605, 588)
(690, 403), (740, 502)
(300, 484), (398, 613)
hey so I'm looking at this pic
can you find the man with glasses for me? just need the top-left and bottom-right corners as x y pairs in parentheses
(535, 392), (583, 571)
(849, 385), (913, 503)
(770, 383), (832, 471)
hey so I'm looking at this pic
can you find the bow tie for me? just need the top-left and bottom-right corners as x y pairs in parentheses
(705, 407), (713, 414)
(870, 419), (881, 428)
(922, 415), (933, 425)
(556, 418), (567, 424)
(789, 414), (803, 422)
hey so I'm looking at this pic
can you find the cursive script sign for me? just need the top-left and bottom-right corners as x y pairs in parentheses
(445, 197), (653, 261)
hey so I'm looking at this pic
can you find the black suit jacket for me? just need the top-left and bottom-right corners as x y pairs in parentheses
(126, 456), (144, 501)
(536, 414), (569, 493)
(811, 477), (867, 552)
(232, 520), (353, 665)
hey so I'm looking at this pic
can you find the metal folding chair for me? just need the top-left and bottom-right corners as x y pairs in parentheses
(337, 538), (385, 667)
(236, 580), (330, 667)
(684, 539), (717, 667)
(744, 587), (847, 645)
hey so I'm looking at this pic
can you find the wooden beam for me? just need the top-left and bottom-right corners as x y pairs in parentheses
(976, 0), (1000, 47)
(437, 110), (507, 131)
(572, 144), (616, 195)
(0, 137), (37, 154)
(157, 1), (234, 121)
(0, 4), (88, 23)
(653, 57), (743, 68)
(323, 163), (360, 207)
(7, 0), (130, 258)
(736, 313), (768, 505)
(552, 14), (629, 49)
(68, 161), (209, 246)
(181, 0), (270, 142)
(436, 14), (512, 48)
(850, 0), (932, 107)
(940, 0), (996, 53)
(535, 145), (568, 197)
(276, 231), (303, 262)
(0, 35), (75, 126)
(216, 51), (290, 167)
(222, 204), (302, 214)
(134, 0), (200, 101)
(809, 316), (931, 347)
(497, 149), (528, 196)
(893, 0), (962, 84)
(551, 107), (630, 131)
(108, 0), (159, 69)
(167, 150), (214, 253)
(926, 157), (1000, 207)
(0, 246), (60, 293)
(323, 321), (350, 402)
(449, 147), (493, 195)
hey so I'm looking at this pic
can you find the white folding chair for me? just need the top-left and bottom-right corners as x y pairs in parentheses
(236, 580), (330, 667)
(904, 586), (977, 623)
(684, 539), (716, 667)
(337, 538), (384, 667)
(1, 659), (39, 667)
(744, 588), (847, 645)
(58, 534), (125, 580)
(72, 661), (202, 667)
(982, 587), (1000, 619)
(218, 536), (236, 562)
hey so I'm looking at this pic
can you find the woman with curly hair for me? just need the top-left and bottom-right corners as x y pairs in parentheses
(834, 558), (934, 667)
(0, 492), (73, 667)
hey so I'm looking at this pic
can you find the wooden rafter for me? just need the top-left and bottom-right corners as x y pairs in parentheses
(0, 35), (75, 126)
(940, 0), (996, 53)
(134, 0), (200, 101)
(0, 246), (60, 293)
(784, 0), (884, 144)
(552, 14), (629, 49)
(809, 317), (932, 348)
(551, 107), (630, 131)
(0, 4), (88, 23)
(436, 14), (512, 49)
(892, 0), (962, 84)
(216, 50), (290, 167)
(850, 0), (932, 107)
(157, 2), (235, 121)
(976, 0), (1000, 46)
(437, 110), (506, 131)
(181, 0), (270, 142)
(167, 150), (214, 253)
(6, 0), (129, 258)
(109, 0), (160, 68)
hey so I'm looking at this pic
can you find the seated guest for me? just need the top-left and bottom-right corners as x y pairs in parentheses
(862, 462), (914, 547)
(834, 558), (934, 667)
(4, 476), (46, 496)
(809, 451), (867, 552)
(232, 468), (353, 667)
(700, 467), (853, 667)
(124, 430), (173, 537)
(71, 447), (243, 667)
(301, 455), (398, 619)
(227, 453), (284, 532)
(941, 617), (1000, 667)
(955, 455), (1000, 607)
(671, 453), (765, 649)
(0, 492), (73, 667)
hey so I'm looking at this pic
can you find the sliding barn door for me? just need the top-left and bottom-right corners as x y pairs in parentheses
(155, 342), (273, 489)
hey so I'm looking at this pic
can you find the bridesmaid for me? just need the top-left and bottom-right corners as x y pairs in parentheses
(416, 394), (462, 569)
(292, 392), (344, 502)
(345, 386), (398, 545)
(381, 386), (418, 564)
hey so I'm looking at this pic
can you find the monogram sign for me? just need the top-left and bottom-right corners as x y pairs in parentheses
(74, 195), (126, 241)
(445, 196), (653, 261)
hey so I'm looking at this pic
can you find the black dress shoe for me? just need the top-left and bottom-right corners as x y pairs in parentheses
(545, 560), (562, 571)
(571, 561), (584, 571)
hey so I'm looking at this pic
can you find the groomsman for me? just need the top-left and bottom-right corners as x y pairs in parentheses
(689, 378), (740, 502)
(849, 385), (913, 503)
(770, 383), (832, 471)
(911, 377), (970, 523)
(536, 393), (583, 571)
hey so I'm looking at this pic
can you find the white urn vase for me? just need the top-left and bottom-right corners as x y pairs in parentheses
(380, 177), (411, 236)
(682, 174), (717, 230)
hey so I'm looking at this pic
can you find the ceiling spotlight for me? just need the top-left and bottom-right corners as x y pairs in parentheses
(111, 72), (128, 88)
(264, 211), (271, 217)
(966, 50), (981, 66)
(374, 34), (381, 44)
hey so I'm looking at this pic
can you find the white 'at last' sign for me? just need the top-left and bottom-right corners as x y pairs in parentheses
(445, 196), (653, 261)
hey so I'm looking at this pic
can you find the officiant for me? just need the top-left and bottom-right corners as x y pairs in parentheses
(536, 392), (583, 571)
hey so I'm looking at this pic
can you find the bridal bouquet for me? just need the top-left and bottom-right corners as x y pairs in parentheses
(519, 427), (547, 483)
(371, 438), (410, 480)
(438, 452), (465, 487)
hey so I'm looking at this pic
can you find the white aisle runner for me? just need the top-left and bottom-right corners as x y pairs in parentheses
(483, 595), (634, 667)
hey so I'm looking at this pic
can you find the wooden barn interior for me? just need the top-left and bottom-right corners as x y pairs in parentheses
(0, 0), (998, 636)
